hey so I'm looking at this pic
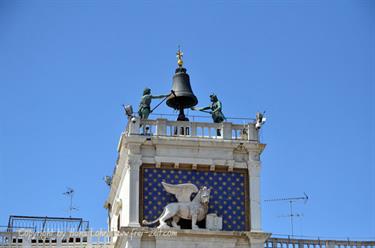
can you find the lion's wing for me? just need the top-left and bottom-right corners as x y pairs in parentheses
(161, 182), (199, 202)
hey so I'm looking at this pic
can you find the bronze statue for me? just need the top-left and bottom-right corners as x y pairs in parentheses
(191, 94), (225, 123)
(138, 88), (170, 120)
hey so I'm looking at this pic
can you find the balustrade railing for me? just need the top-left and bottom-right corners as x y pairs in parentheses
(1, 231), (374, 248)
(265, 237), (375, 248)
(126, 118), (259, 142)
(0, 231), (112, 248)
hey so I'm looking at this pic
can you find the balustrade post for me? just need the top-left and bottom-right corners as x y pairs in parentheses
(128, 117), (140, 135)
(22, 236), (31, 248)
(222, 122), (232, 140)
(326, 241), (336, 248)
(191, 122), (197, 136)
(156, 119), (167, 136)
(87, 231), (92, 248)
(56, 235), (62, 248)
(248, 123), (258, 141)
(272, 240), (278, 248)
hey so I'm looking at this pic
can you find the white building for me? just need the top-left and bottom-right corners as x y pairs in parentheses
(104, 114), (269, 248)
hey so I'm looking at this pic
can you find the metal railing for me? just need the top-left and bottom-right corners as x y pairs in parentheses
(265, 237), (375, 248)
(7, 216), (89, 233)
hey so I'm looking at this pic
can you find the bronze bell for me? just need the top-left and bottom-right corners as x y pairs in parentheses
(166, 49), (198, 121)
(166, 67), (198, 110)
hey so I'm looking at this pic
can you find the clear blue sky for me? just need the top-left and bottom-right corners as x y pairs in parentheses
(0, 0), (374, 239)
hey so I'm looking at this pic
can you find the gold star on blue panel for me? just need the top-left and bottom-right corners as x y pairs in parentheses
(142, 167), (247, 231)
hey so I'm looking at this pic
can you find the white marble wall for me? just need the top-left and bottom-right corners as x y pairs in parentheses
(105, 118), (268, 248)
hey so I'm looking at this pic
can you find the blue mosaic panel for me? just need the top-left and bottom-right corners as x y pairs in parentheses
(141, 167), (248, 231)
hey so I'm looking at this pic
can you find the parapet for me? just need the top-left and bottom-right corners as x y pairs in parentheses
(125, 117), (260, 142)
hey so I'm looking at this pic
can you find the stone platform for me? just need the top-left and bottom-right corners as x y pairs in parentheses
(115, 227), (271, 248)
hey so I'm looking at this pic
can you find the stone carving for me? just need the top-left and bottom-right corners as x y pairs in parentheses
(142, 182), (211, 230)
(206, 213), (223, 231)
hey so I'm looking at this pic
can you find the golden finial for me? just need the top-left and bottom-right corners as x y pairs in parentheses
(176, 46), (183, 67)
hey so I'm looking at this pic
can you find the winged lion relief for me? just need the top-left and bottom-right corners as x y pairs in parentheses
(142, 182), (211, 230)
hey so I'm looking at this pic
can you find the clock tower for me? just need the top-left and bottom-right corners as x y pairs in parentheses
(105, 51), (270, 248)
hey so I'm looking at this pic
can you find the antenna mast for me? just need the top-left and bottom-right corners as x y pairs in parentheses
(63, 187), (78, 218)
(265, 193), (308, 237)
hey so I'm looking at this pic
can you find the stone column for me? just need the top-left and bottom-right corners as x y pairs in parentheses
(248, 151), (262, 231)
(122, 153), (142, 227)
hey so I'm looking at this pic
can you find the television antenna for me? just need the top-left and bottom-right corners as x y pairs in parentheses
(63, 187), (79, 218)
(265, 193), (308, 237)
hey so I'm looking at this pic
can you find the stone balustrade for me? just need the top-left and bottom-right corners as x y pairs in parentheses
(0, 231), (112, 248)
(126, 118), (259, 142)
(1, 231), (374, 248)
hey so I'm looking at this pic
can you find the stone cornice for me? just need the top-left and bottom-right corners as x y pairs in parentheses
(123, 135), (265, 151)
